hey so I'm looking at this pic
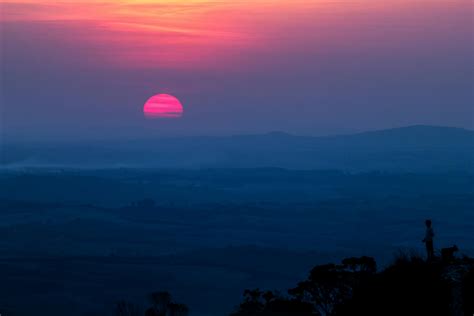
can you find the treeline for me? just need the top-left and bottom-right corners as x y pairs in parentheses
(230, 253), (474, 316)
(116, 252), (474, 316)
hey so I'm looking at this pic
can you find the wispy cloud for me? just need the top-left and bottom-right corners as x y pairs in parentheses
(2, 0), (469, 70)
(1, 1), (262, 68)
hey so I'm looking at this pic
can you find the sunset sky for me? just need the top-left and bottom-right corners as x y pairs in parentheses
(1, 0), (473, 141)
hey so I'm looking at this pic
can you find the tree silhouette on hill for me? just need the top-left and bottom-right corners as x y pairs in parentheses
(230, 253), (474, 316)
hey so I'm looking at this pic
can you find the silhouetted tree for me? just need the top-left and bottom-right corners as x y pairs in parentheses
(289, 264), (351, 316)
(231, 257), (377, 316)
(262, 291), (276, 304)
(231, 289), (265, 315)
(230, 254), (474, 316)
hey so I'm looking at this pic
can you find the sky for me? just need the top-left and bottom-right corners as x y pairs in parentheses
(1, 0), (473, 141)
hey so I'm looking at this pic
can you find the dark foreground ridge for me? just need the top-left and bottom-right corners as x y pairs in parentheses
(230, 253), (474, 316)
(112, 252), (474, 316)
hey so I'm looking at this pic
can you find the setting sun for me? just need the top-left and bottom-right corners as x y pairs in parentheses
(143, 94), (183, 118)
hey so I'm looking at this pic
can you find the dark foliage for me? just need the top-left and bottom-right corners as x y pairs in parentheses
(441, 245), (459, 262)
(117, 291), (188, 316)
(231, 254), (473, 316)
(230, 289), (314, 316)
(288, 263), (352, 315)
(464, 267), (474, 316)
(337, 254), (451, 316)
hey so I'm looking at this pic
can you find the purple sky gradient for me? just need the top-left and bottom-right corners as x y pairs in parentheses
(1, 0), (473, 141)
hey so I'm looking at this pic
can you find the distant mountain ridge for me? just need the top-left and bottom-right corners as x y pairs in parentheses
(234, 125), (473, 146)
(340, 125), (474, 147)
(2, 125), (473, 171)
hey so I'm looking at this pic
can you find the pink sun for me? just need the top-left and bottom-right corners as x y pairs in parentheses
(143, 94), (183, 119)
